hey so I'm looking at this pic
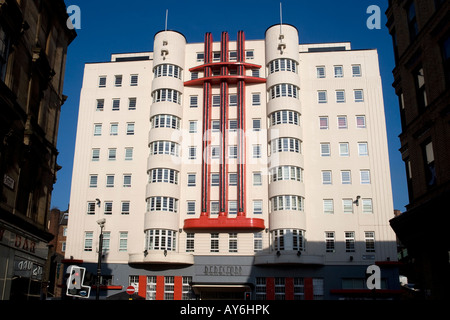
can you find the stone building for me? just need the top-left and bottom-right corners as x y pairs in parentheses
(0, 0), (76, 300)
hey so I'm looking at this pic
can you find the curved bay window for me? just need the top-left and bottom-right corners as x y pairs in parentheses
(270, 137), (301, 154)
(150, 114), (181, 130)
(272, 229), (305, 251)
(153, 64), (182, 79)
(145, 229), (177, 251)
(269, 110), (301, 126)
(146, 196), (178, 213)
(152, 88), (181, 104)
(270, 195), (304, 212)
(268, 58), (298, 74)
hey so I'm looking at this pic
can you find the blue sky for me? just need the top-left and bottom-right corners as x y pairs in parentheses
(52, 0), (409, 212)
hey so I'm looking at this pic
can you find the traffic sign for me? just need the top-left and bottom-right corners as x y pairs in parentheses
(126, 286), (135, 295)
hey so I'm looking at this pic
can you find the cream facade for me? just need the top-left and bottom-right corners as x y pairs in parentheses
(65, 24), (400, 300)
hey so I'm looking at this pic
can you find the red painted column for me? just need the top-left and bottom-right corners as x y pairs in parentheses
(304, 277), (314, 300)
(174, 276), (183, 300)
(201, 33), (213, 216)
(285, 277), (294, 300)
(237, 30), (246, 216)
(138, 275), (147, 299)
(266, 277), (275, 300)
(219, 31), (229, 216)
(156, 275), (165, 300)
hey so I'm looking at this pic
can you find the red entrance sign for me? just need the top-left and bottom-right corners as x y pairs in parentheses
(126, 286), (135, 295)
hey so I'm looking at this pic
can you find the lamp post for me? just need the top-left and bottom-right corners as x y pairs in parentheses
(96, 218), (106, 300)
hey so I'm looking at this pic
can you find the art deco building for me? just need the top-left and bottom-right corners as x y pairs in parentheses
(65, 24), (400, 300)
(0, 0), (76, 300)
(386, 0), (450, 300)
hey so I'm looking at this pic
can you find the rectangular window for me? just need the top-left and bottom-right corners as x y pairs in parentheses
(319, 116), (328, 129)
(229, 145), (238, 159)
(323, 199), (334, 214)
(253, 200), (263, 214)
(187, 173), (196, 187)
(365, 231), (375, 252)
(252, 93), (261, 106)
(317, 66), (326, 78)
(334, 65), (343, 78)
(212, 120), (220, 132)
(84, 232), (93, 251)
(127, 122), (135, 135)
(110, 123), (118, 136)
(125, 147), (133, 160)
(345, 232), (355, 252)
(104, 201), (113, 215)
(343, 199), (353, 213)
(229, 173), (237, 186)
(108, 148), (116, 161)
(187, 201), (196, 215)
(254, 233), (263, 252)
(211, 173), (220, 186)
(89, 175), (98, 188)
(354, 90), (364, 102)
(123, 174), (132, 187)
(228, 201), (237, 215)
(164, 276), (174, 300)
(362, 198), (373, 213)
(128, 97), (137, 110)
(229, 119), (238, 131)
(229, 94), (237, 106)
(190, 95), (198, 108)
(106, 175), (115, 188)
(337, 116), (347, 129)
(229, 233), (238, 253)
(210, 233), (219, 252)
(339, 143), (349, 156)
(112, 98), (120, 111)
(352, 65), (362, 77)
(210, 201), (219, 215)
(253, 172), (262, 186)
(322, 170), (332, 184)
(320, 143), (331, 157)
(119, 232), (128, 252)
(115, 75), (122, 87)
(188, 146), (196, 160)
(253, 144), (262, 158)
(356, 115), (366, 128)
(255, 278), (266, 300)
(318, 91), (327, 103)
(186, 233), (195, 252)
(98, 76), (106, 88)
(96, 99), (104, 111)
(336, 90), (345, 103)
(121, 201), (130, 215)
(275, 278), (285, 300)
(189, 121), (197, 133)
(407, 1), (418, 41)
(212, 95), (220, 107)
(92, 148), (100, 161)
(360, 170), (371, 184)
(87, 202), (96, 215)
(94, 124), (102, 136)
(325, 232), (335, 252)
(358, 142), (368, 156)
(341, 170), (351, 184)
(423, 140), (436, 186)
(130, 74), (138, 86)
(253, 118), (261, 131)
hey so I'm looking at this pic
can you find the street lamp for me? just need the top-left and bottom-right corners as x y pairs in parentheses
(96, 218), (106, 300)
